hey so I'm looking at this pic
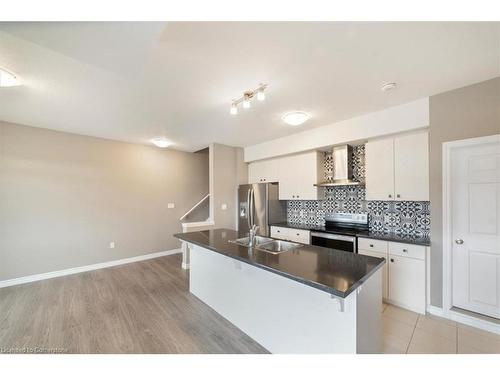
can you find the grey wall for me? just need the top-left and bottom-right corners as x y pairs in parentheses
(429, 77), (500, 307)
(0, 121), (209, 281)
(209, 143), (247, 230)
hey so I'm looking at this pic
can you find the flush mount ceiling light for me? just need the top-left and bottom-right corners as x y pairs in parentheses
(230, 83), (267, 115)
(150, 137), (172, 148)
(381, 82), (397, 92)
(282, 111), (311, 126)
(0, 68), (20, 87)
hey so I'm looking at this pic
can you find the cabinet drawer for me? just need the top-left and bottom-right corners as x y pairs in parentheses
(290, 229), (310, 244)
(270, 226), (288, 240)
(388, 242), (425, 260)
(270, 226), (310, 244)
(357, 238), (388, 254)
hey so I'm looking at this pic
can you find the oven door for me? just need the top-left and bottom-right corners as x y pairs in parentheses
(310, 232), (356, 253)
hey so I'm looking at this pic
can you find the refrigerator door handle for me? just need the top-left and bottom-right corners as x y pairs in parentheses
(250, 188), (255, 227)
(246, 188), (252, 230)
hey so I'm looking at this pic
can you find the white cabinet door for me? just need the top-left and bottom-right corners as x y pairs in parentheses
(277, 154), (298, 200)
(248, 161), (265, 183)
(266, 158), (279, 183)
(394, 133), (429, 201)
(248, 159), (279, 183)
(293, 152), (320, 200)
(278, 152), (323, 200)
(365, 138), (395, 201)
(358, 248), (389, 300)
(388, 255), (426, 314)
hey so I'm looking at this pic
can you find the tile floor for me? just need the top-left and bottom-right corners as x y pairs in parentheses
(382, 303), (500, 354)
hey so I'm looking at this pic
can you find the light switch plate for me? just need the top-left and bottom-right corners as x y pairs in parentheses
(168, 203), (175, 209)
(109, 242), (115, 249)
(221, 203), (227, 210)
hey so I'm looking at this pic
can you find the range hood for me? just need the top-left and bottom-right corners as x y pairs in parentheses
(314, 145), (364, 187)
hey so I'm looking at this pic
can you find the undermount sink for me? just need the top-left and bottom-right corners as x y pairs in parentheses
(229, 236), (302, 254)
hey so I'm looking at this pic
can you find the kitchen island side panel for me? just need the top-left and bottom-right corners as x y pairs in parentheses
(189, 244), (358, 353)
(356, 268), (383, 353)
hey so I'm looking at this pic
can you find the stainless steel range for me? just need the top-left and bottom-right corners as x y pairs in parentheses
(310, 213), (368, 253)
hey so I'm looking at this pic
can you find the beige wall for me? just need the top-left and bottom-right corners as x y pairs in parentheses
(429, 77), (500, 307)
(0, 121), (209, 281)
(209, 143), (247, 230)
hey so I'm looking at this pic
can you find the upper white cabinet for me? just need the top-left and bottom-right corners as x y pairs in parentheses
(278, 151), (324, 200)
(248, 158), (279, 183)
(366, 132), (429, 201)
(247, 151), (324, 200)
(394, 133), (429, 201)
(365, 138), (395, 201)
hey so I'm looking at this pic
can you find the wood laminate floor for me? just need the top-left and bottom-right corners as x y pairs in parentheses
(1, 254), (498, 354)
(0, 254), (268, 354)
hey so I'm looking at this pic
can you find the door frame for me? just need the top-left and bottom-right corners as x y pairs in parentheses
(442, 134), (500, 321)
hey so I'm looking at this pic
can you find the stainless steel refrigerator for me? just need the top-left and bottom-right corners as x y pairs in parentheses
(238, 183), (287, 237)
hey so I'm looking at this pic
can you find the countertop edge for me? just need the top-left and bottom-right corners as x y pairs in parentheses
(175, 232), (386, 298)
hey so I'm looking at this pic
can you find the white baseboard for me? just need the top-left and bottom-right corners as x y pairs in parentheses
(386, 298), (425, 315)
(0, 248), (182, 289)
(427, 305), (500, 335)
(426, 305), (446, 317)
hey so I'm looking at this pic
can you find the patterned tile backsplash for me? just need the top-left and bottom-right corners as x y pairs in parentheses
(286, 145), (431, 238)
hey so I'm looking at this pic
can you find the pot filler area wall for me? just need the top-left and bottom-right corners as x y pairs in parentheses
(286, 145), (431, 238)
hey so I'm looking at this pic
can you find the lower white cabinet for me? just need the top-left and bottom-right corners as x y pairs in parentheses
(358, 237), (427, 314)
(270, 226), (310, 245)
(387, 254), (426, 313)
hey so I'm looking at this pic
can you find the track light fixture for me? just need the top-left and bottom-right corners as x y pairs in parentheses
(230, 83), (267, 115)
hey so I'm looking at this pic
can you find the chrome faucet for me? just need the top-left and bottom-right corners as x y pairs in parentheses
(248, 224), (259, 247)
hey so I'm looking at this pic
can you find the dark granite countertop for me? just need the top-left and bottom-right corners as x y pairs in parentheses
(270, 222), (431, 247)
(175, 229), (385, 298)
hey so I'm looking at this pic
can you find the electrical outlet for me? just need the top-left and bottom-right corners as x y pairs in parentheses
(167, 203), (175, 209)
(109, 242), (115, 249)
(221, 203), (227, 210)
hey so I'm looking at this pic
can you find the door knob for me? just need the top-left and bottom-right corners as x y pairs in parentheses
(455, 239), (464, 245)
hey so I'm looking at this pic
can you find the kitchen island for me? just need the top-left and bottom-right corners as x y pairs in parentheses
(175, 229), (385, 354)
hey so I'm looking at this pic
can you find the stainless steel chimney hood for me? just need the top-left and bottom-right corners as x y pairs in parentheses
(314, 145), (364, 187)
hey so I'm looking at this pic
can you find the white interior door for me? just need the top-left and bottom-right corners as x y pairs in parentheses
(451, 138), (500, 319)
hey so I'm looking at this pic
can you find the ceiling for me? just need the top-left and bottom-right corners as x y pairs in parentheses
(0, 22), (498, 152)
